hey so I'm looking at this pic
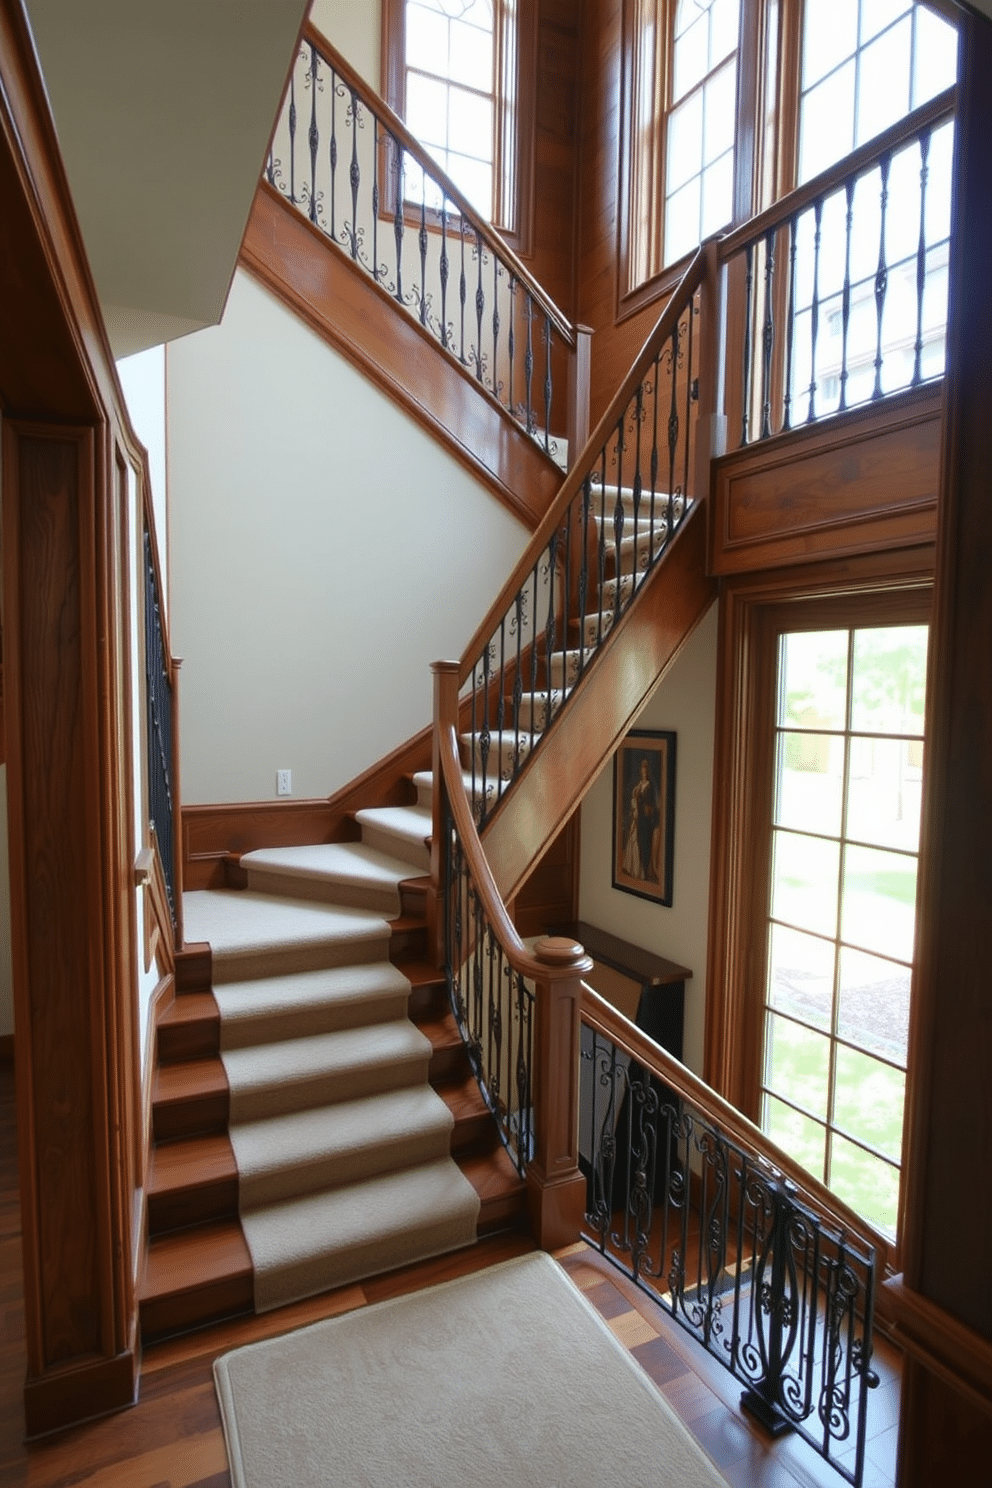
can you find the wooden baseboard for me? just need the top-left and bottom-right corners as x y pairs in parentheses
(882, 1275), (992, 1418)
(0, 1033), (13, 1067)
(23, 1344), (139, 1438)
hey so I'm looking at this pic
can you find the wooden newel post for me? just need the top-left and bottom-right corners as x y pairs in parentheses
(566, 325), (593, 468)
(527, 935), (593, 1251)
(429, 661), (461, 968)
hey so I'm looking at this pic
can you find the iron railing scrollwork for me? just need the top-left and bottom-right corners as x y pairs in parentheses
(722, 87), (955, 447)
(581, 1006), (880, 1487)
(266, 24), (576, 459)
(454, 249), (705, 831)
(143, 527), (177, 925)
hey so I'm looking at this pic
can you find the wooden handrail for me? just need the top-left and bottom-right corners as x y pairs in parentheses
(436, 705), (590, 984)
(301, 18), (575, 348)
(455, 244), (708, 688)
(718, 86), (956, 263)
(581, 984), (893, 1274)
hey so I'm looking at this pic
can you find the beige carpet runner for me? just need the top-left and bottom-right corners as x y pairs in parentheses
(182, 775), (479, 1313)
(214, 1251), (727, 1488)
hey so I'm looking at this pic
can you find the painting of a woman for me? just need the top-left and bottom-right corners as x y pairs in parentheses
(613, 731), (676, 904)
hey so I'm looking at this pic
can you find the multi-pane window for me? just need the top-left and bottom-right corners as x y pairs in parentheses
(799, 0), (958, 184)
(623, 0), (741, 298)
(403, 0), (496, 218)
(664, 0), (740, 265)
(761, 623), (928, 1238)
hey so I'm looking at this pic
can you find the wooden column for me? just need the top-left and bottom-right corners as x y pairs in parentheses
(2, 424), (139, 1435)
(526, 935), (592, 1250)
(894, 11), (992, 1475)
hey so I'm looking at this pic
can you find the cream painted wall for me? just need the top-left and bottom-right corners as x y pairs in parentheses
(0, 767), (12, 1037)
(309, 0), (380, 83)
(167, 268), (529, 804)
(578, 603), (719, 1078)
(117, 346), (168, 615)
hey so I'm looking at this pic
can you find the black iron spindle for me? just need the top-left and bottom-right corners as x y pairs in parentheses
(912, 129), (932, 387)
(783, 215), (798, 432)
(760, 229), (776, 439)
(329, 69), (337, 239)
(143, 529), (176, 923)
(475, 231), (485, 382)
(440, 200), (449, 347)
(288, 68), (298, 206)
(524, 292), (534, 435)
(740, 241), (754, 445)
(492, 257), (501, 405)
(419, 186), (428, 325)
(349, 87), (361, 259)
(839, 177), (855, 411)
(807, 196), (824, 423)
(392, 138), (404, 305)
(308, 44), (319, 224)
(872, 152), (892, 400)
(543, 316), (553, 454)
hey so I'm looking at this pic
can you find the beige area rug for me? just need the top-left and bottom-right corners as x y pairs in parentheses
(214, 1252), (727, 1488)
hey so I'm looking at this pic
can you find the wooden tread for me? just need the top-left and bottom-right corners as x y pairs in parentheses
(147, 1132), (238, 1236)
(157, 990), (219, 1064)
(153, 1057), (229, 1141)
(140, 1220), (253, 1343)
(461, 1145), (528, 1234)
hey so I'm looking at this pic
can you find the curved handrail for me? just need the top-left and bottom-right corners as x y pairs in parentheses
(437, 712), (589, 983)
(455, 245), (706, 690)
(301, 21), (574, 344)
(581, 984), (892, 1272)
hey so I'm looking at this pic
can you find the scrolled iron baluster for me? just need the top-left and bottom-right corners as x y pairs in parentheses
(524, 292), (535, 435)
(419, 188), (429, 326)
(288, 67), (298, 206)
(459, 224), (468, 364)
(392, 138), (404, 305)
(578, 476), (591, 674)
(872, 151), (892, 400)
(307, 44), (319, 224)
(348, 88), (362, 260)
(740, 241), (754, 445)
(329, 69), (337, 239)
(913, 128), (932, 387)
(439, 200), (450, 347)
(544, 529), (558, 729)
(507, 276), (516, 417)
(683, 299), (694, 501)
(372, 120), (380, 284)
(667, 321), (680, 537)
(492, 256), (501, 405)
(475, 230), (485, 383)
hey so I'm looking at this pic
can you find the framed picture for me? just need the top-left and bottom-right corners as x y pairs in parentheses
(612, 729), (676, 905)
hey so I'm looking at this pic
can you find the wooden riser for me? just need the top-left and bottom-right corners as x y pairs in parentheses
(157, 991), (219, 1065)
(152, 1058), (228, 1142)
(140, 1220), (253, 1344)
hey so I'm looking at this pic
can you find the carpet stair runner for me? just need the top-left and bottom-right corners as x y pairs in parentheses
(139, 771), (524, 1343)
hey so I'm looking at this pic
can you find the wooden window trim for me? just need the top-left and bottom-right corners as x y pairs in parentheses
(704, 554), (934, 1261)
(381, 0), (537, 257)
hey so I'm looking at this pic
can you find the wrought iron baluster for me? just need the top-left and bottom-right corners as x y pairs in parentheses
(308, 44), (319, 224)
(839, 178), (855, 411)
(741, 241), (754, 445)
(524, 292), (534, 435)
(392, 137), (404, 305)
(459, 224), (468, 364)
(543, 317), (553, 454)
(329, 69), (337, 239)
(419, 186), (428, 325)
(761, 229), (776, 439)
(578, 475), (591, 674)
(632, 383), (644, 597)
(492, 256), (501, 406)
(596, 449), (608, 648)
(288, 67), (298, 205)
(783, 216), (798, 432)
(143, 530), (176, 923)
(507, 276), (516, 417)
(561, 503), (572, 712)
(613, 417), (625, 628)
(683, 300), (694, 503)
(475, 231), (485, 382)
(650, 353), (661, 564)
(807, 197), (823, 423)
(496, 617), (506, 763)
(372, 118), (380, 284)
(348, 87), (361, 259)
(544, 528), (558, 730)
(913, 128), (932, 387)
(479, 636), (492, 814)
(667, 320), (679, 538)
(512, 587), (524, 795)
(470, 659), (479, 825)
(872, 152), (892, 400)
(439, 199), (449, 347)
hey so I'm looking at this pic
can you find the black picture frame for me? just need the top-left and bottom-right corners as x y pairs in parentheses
(611, 728), (676, 905)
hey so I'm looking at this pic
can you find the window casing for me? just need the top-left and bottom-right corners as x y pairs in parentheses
(382, 0), (535, 249)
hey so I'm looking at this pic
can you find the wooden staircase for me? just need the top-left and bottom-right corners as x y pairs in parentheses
(139, 776), (525, 1346)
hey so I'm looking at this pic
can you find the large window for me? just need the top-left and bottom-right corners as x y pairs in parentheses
(761, 621), (928, 1238)
(622, 0), (743, 303)
(383, 0), (532, 240)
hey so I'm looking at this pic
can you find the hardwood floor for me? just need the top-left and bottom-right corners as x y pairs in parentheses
(0, 1067), (901, 1486)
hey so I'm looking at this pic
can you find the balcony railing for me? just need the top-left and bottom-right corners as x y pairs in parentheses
(266, 22), (584, 461)
(720, 88), (954, 446)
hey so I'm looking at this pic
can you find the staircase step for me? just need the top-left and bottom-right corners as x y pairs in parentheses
(140, 1220), (253, 1343)
(419, 1008), (470, 1083)
(157, 991), (219, 1064)
(354, 803), (432, 872)
(438, 1070), (500, 1154)
(231, 1085), (455, 1208)
(459, 729), (536, 780)
(462, 1146), (528, 1234)
(222, 1019), (433, 1123)
(147, 1133), (239, 1236)
(183, 889), (392, 983)
(513, 688), (567, 733)
(241, 1157), (480, 1312)
(153, 1057), (229, 1141)
(240, 841), (415, 915)
(214, 962), (411, 1051)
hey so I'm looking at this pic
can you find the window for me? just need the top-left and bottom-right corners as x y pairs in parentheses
(761, 621), (928, 1239)
(622, 0), (743, 302)
(383, 0), (533, 242)
(798, 0), (958, 184)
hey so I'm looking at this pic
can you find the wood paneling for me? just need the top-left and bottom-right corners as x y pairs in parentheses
(240, 184), (562, 531)
(511, 814), (580, 938)
(709, 386), (943, 575)
(483, 502), (716, 903)
(895, 11), (992, 1475)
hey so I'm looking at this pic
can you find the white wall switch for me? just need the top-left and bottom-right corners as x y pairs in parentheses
(276, 769), (292, 796)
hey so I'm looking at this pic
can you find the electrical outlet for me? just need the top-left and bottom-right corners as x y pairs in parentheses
(276, 769), (292, 796)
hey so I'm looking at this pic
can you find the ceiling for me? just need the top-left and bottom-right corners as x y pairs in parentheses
(25, 0), (309, 356)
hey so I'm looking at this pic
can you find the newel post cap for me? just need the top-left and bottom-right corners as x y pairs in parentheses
(534, 935), (589, 968)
